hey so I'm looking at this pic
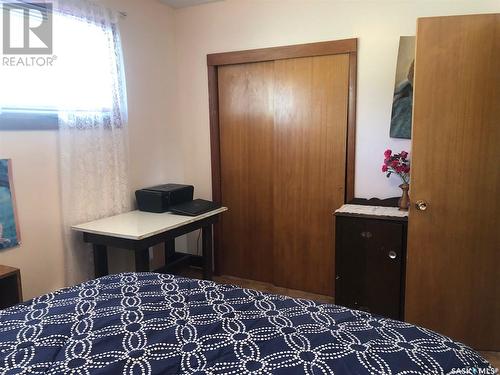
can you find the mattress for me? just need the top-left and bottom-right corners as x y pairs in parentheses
(0, 272), (492, 374)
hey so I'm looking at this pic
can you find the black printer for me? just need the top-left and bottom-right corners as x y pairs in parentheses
(135, 184), (194, 213)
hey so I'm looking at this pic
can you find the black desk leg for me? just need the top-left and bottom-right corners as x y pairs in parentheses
(135, 249), (150, 272)
(93, 244), (109, 278)
(202, 225), (213, 280)
(164, 238), (175, 262)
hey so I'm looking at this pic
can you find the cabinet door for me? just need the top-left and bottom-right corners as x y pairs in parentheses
(335, 217), (404, 319)
(335, 217), (366, 311)
(363, 220), (403, 319)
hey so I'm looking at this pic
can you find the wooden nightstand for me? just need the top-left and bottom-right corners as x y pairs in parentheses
(0, 265), (23, 309)
(334, 200), (408, 320)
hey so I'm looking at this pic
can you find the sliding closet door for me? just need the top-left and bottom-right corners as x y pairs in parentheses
(218, 53), (350, 295)
(273, 55), (349, 295)
(406, 14), (500, 350)
(218, 62), (275, 283)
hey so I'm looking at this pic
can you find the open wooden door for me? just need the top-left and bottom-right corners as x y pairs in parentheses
(406, 14), (500, 350)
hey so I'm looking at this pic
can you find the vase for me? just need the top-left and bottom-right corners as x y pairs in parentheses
(398, 183), (410, 211)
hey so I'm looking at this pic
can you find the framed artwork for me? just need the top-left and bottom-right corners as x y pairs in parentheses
(0, 159), (20, 249)
(390, 36), (416, 139)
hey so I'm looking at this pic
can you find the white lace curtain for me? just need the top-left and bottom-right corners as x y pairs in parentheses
(56, 0), (131, 285)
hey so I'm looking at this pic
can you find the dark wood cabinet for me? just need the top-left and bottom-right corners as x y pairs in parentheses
(0, 265), (23, 309)
(334, 205), (407, 320)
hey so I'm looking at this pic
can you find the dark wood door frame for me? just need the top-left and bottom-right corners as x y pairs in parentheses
(207, 38), (358, 275)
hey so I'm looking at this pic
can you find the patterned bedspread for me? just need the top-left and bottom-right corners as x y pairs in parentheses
(0, 273), (492, 374)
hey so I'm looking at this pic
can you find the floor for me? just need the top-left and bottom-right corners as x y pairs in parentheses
(179, 266), (499, 370)
(178, 266), (334, 303)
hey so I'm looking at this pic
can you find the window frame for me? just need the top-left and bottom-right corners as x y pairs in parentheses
(0, 110), (58, 130)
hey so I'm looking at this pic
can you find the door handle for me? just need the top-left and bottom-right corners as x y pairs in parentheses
(388, 251), (397, 259)
(415, 200), (428, 211)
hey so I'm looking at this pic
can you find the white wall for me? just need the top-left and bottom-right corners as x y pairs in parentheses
(0, 0), (182, 299)
(173, 0), (499, 199)
(0, 132), (66, 299)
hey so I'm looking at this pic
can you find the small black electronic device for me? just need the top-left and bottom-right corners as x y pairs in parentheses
(135, 184), (194, 213)
(170, 199), (221, 216)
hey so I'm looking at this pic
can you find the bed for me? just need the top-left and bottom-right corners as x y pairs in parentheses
(0, 272), (492, 374)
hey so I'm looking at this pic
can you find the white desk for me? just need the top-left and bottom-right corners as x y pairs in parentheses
(72, 208), (228, 279)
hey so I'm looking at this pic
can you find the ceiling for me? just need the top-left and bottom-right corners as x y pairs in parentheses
(159, 0), (222, 9)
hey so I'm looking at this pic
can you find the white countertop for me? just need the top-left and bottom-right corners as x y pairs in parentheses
(335, 204), (408, 218)
(72, 207), (228, 240)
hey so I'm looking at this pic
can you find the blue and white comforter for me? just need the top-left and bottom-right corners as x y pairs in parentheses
(0, 273), (492, 374)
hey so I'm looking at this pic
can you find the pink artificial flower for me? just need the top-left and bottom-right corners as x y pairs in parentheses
(400, 151), (408, 159)
(382, 165), (388, 172)
(403, 165), (410, 173)
(391, 160), (399, 168)
(384, 149), (392, 158)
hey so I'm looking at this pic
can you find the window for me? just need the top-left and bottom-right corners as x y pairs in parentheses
(0, 5), (123, 129)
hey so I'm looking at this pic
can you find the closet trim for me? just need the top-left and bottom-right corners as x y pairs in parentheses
(207, 38), (357, 274)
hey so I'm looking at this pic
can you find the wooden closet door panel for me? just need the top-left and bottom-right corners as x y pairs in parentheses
(273, 55), (349, 295)
(218, 62), (275, 282)
(406, 14), (500, 350)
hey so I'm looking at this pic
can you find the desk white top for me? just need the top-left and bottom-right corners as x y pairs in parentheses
(72, 207), (228, 240)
